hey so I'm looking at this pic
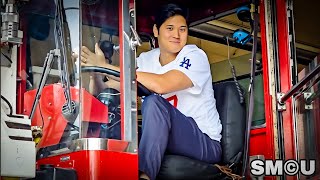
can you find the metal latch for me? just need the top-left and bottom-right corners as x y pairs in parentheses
(303, 92), (313, 110)
(124, 25), (142, 50)
(277, 92), (286, 111)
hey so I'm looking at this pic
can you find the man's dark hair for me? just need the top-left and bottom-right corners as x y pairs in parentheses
(154, 3), (189, 29)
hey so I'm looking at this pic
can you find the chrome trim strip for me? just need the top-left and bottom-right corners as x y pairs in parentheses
(37, 138), (130, 159)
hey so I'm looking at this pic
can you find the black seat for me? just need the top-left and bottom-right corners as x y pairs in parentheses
(157, 81), (246, 180)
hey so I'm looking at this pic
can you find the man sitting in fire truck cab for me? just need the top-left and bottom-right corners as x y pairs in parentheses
(80, 3), (222, 180)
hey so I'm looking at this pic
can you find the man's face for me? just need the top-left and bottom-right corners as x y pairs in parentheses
(154, 15), (188, 54)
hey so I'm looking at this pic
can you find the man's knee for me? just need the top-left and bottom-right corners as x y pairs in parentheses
(141, 95), (171, 126)
(142, 94), (167, 111)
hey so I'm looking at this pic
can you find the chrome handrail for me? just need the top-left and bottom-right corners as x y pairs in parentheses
(279, 64), (320, 104)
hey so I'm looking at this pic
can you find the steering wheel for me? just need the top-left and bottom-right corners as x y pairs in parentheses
(81, 66), (153, 97)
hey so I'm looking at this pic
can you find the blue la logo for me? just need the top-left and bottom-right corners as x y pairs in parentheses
(179, 57), (191, 70)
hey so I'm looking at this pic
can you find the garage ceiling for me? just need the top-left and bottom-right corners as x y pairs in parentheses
(139, 0), (320, 69)
(294, 0), (320, 49)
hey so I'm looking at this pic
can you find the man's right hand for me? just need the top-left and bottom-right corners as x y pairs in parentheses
(81, 43), (107, 67)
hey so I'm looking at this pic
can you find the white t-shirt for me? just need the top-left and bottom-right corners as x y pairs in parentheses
(137, 44), (222, 142)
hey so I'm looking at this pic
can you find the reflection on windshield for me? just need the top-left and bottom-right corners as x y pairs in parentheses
(22, 0), (126, 158)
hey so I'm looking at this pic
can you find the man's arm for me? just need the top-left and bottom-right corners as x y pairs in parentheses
(81, 43), (193, 95)
(137, 70), (193, 94)
(89, 74), (120, 95)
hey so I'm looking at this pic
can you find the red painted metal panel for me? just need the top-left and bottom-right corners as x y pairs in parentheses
(17, 22), (27, 114)
(259, 0), (276, 162)
(23, 84), (109, 148)
(275, 0), (295, 158)
(249, 128), (267, 156)
(37, 150), (138, 180)
(276, 0), (296, 179)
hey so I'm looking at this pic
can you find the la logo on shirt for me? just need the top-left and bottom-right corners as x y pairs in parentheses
(179, 57), (191, 70)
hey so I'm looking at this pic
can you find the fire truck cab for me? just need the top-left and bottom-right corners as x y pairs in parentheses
(1, 0), (319, 179)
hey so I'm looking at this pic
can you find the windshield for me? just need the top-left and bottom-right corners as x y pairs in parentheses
(21, 0), (136, 158)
